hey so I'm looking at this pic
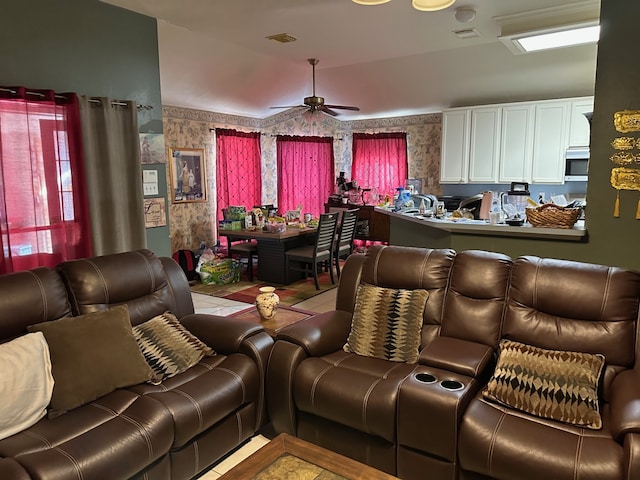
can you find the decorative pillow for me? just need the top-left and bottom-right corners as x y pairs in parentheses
(483, 339), (605, 429)
(0, 332), (54, 440)
(132, 311), (214, 381)
(27, 305), (156, 415)
(344, 284), (429, 363)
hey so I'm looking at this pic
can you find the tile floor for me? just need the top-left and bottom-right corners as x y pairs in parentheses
(191, 286), (337, 478)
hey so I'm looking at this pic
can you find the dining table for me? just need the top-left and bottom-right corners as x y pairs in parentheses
(219, 225), (317, 284)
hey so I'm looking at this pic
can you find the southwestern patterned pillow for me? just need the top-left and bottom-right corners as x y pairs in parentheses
(483, 339), (605, 429)
(133, 312), (214, 381)
(344, 284), (429, 363)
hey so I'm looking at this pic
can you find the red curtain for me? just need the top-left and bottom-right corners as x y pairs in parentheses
(352, 132), (408, 197)
(0, 87), (92, 274)
(216, 128), (262, 221)
(277, 136), (334, 216)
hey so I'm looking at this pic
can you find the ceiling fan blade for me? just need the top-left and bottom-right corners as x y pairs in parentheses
(320, 106), (339, 116)
(324, 104), (360, 111)
(269, 105), (305, 109)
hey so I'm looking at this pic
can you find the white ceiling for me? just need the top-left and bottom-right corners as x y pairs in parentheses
(101, 0), (600, 120)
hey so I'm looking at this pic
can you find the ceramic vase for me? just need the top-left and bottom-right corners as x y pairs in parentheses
(255, 286), (279, 321)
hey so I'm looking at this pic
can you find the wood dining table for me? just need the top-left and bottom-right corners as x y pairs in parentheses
(219, 226), (317, 284)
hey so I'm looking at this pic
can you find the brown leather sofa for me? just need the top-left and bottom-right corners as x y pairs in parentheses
(0, 249), (273, 480)
(266, 244), (640, 480)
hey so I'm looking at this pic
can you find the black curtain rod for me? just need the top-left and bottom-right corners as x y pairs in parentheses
(0, 87), (153, 110)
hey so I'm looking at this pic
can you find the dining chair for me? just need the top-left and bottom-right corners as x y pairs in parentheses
(229, 240), (257, 281)
(333, 208), (359, 279)
(285, 212), (339, 290)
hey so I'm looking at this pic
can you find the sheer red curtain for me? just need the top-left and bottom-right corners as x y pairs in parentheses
(0, 87), (92, 274)
(215, 129), (262, 221)
(277, 136), (334, 216)
(352, 132), (408, 197)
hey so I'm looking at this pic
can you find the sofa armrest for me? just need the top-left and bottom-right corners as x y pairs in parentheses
(180, 313), (265, 355)
(418, 336), (494, 378)
(610, 369), (640, 442)
(275, 310), (353, 357)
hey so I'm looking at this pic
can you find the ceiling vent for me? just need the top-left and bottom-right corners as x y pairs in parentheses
(266, 33), (297, 43)
(453, 28), (480, 39)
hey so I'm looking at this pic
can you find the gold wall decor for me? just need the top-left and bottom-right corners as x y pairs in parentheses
(610, 152), (638, 165)
(614, 110), (640, 133)
(611, 136), (637, 150)
(611, 167), (640, 218)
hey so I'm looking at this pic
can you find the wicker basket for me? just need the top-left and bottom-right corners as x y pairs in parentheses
(525, 203), (581, 228)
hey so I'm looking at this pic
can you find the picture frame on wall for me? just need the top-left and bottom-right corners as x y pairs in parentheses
(169, 147), (206, 203)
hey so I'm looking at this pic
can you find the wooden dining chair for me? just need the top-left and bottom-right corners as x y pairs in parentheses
(285, 212), (339, 290)
(229, 240), (257, 281)
(333, 208), (359, 279)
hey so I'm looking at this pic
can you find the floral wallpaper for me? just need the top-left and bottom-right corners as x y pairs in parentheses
(163, 106), (442, 251)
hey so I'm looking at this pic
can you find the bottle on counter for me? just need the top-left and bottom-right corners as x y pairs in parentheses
(419, 198), (426, 215)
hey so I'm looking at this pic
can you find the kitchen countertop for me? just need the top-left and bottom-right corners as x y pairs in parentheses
(375, 207), (587, 242)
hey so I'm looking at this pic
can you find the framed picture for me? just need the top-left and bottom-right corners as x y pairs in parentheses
(169, 147), (206, 203)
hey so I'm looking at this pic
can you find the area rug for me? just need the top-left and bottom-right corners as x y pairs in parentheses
(190, 271), (336, 306)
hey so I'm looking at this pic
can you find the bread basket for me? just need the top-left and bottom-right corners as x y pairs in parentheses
(525, 203), (581, 228)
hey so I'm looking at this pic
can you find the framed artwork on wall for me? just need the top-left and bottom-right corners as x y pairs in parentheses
(169, 147), (206, 203)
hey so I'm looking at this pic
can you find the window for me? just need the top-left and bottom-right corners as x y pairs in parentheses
(277, 136), (334, 216)
(352, 132), (408, 197)
(0, 88), (91, 273)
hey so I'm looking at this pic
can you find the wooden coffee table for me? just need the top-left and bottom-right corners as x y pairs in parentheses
(219, 433), (399, 480)
(230, 304), (315, 336)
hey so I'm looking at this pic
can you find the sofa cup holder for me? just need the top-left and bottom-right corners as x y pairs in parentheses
(414, 373), (465, 391)
(439, 379), (464, 391)
(415, 372), (437, 384)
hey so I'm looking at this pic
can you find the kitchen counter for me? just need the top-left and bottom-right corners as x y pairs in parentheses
(376, 208), (586, 242)
(377, 207), (591, 262)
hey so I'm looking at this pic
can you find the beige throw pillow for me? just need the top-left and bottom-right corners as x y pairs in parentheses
(133, 311), (214, 381)
(0, 332), (54, 440)
(344, 284), (428, 363)
(483, 339), (605, 429)
(28, 305), (155, 415)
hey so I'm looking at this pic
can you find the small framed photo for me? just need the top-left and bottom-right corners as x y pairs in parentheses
(169, 147), (206, 203)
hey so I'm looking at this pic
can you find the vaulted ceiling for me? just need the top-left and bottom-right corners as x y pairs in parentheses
(101, 0), (600, 120)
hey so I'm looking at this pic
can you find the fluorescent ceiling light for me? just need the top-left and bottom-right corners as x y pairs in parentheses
(501, 24), (600, 54)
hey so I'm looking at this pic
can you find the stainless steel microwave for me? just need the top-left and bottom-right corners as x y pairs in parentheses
(565, 148), (589, 182)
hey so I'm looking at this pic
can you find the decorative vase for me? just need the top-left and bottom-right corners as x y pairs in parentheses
(255, 286), (279, 321)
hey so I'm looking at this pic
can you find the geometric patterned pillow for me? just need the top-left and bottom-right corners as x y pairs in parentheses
(483, 339), (605, 429)
(343, 284), (429, 363)
(132, 312), (214, 382)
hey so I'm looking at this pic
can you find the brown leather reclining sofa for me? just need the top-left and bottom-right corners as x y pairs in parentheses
(267, 244), (640, 480)
(0, 249), (273, 480)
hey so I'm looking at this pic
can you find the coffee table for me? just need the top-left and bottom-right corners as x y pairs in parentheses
(230, 304), (315, 336)
(219, 433), (399, 480)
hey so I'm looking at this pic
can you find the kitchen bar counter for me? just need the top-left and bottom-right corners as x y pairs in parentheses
(375, 208), (586, 242)
(376, 207), (591, 261)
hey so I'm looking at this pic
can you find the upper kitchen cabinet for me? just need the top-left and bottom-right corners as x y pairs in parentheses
(468, 107), (501, 183)
(499, 104), (534, 183)
(531, 100), (570, 184)
(440, 109), (470, 183)
(568, 97), (594, 147)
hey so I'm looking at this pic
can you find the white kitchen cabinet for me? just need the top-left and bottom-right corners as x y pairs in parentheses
(568, 97), (594, 147)
(440, 109), (470, 183)
(531, 101), (570, 184)
(468, 107), (501, 183)
(499, 104), (534, 183)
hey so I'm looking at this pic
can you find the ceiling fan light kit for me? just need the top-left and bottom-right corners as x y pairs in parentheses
(352, 0), (455, 11)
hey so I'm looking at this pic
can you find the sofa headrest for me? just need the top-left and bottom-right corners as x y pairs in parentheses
(56, 249), (176, 325)
(0, 267), (71, 342)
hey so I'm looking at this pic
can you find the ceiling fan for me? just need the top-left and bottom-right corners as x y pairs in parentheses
(270, 58), (360, 116)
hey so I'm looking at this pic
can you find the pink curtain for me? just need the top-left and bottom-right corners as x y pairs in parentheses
(352, 132), (408, 197)
(0, 87), (92, 274)
(277, 136), (334, 216)
(216, 129), (262, 221)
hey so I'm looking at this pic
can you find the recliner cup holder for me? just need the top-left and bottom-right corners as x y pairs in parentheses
(415, 373), (437, 384)
(439, 379), (464, 391)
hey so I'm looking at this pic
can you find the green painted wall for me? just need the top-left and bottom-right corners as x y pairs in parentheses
(0, 0), (170, 257)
